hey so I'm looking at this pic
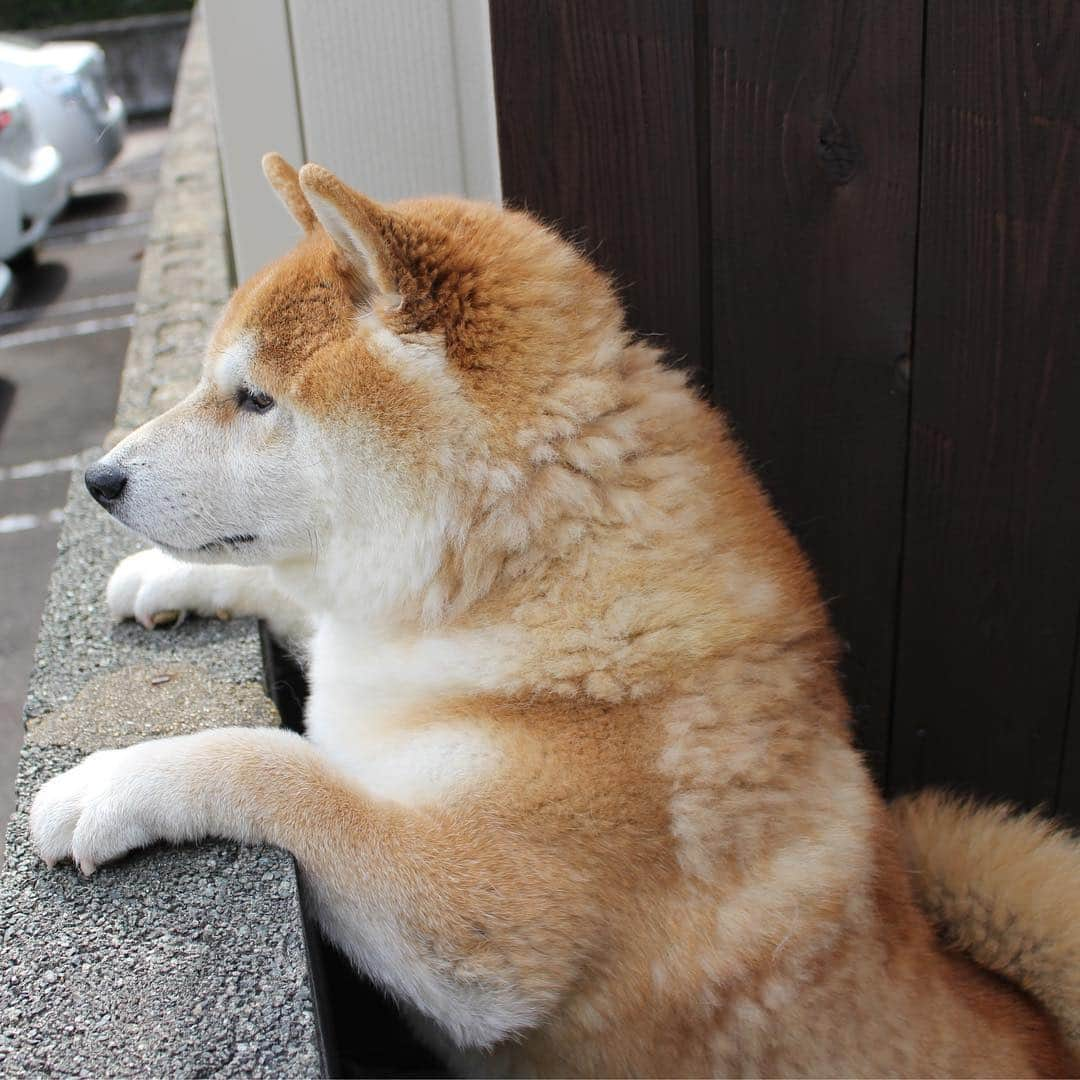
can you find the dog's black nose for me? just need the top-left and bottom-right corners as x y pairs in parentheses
(85, 461), (128, 506)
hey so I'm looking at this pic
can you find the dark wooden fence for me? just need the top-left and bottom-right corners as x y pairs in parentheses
(489, 0), (1080, 819)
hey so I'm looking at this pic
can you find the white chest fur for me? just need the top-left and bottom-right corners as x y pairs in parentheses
(302, 619), (522, 806)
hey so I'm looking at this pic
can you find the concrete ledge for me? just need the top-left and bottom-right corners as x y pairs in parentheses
(0, 9), (322, 1076)
(41, 12), (192, 118)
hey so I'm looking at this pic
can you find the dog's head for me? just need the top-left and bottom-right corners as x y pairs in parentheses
(86, 155), (627, 618)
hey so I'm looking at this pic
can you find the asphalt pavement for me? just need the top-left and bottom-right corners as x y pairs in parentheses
(0, 117), (169, 842)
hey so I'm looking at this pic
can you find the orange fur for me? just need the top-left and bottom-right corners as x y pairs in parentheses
(229, 166), (1075, 1074)
(895, 791), (1080, 1062)
(49, 159), (1079, 1076)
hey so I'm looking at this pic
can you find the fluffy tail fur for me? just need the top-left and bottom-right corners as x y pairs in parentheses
(892, 790), (1080, 1058)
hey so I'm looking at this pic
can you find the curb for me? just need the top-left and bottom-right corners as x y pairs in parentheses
(0, 9), (322, 1076)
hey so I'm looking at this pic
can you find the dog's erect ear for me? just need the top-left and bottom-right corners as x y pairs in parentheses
(262, 152), (317, 233)
(298, 164), (399, 299)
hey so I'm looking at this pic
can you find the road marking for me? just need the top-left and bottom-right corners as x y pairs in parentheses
(41, 224), (149, 248)
(0, 313), (135, 349)
(0, 508), (64, 534)
(0, 453), (88, 482)
(0, 291), (136, 330)
(45, 210), (152, 240)
(78, 158), (163, 188)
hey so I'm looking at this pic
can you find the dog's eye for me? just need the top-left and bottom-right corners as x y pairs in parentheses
(237, 387), (274, 414)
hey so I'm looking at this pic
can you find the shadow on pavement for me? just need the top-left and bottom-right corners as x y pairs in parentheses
(0, 377), (13, 437)
(60, 190), (130, 222)
(3, 262), (70, 320)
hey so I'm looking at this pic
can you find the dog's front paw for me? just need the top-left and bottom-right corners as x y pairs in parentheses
(30, 748), (157, 875)
(108, 548), (230, 630)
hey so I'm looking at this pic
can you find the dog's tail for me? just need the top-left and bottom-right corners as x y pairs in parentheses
(891, 789), (1080, 1057)
(892, 791), (1080, 1055)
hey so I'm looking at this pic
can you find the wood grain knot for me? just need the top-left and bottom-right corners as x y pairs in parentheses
(816, 114), (860, 185)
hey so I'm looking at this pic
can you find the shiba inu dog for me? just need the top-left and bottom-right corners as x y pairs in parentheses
(30, 154), (1080, 1076)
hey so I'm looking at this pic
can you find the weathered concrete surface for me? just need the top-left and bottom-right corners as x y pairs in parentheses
(22, 478), (264, 726)
(0, 9), (322, 1077)
(26, 662), (279, 752)
(1, 746), (316, 1078)
(42, 12), (191, 117)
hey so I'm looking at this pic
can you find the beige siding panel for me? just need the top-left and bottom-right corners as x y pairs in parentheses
(204, 0), (306, 281)
(448, 0), (503, 203)
(286, 0), (501, 203)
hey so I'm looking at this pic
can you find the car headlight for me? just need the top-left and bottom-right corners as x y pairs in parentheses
(36, 67), (82, 103)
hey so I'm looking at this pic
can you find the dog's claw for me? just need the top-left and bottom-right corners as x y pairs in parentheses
(149, 609), (182, 628)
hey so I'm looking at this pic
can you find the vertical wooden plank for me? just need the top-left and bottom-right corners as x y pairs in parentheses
(489, 0), (702, 373)
(891, 3), (1080, 809)
(1060, 647), (1080, 822)
(707, 2), (924, 778)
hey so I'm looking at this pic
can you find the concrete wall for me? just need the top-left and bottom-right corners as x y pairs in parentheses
(204, 0), (502, 280)
(0, 12), (324, 1074)
(41, 11), (191, 117)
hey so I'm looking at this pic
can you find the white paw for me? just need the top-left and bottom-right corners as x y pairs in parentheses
(29, 748), (156, 875)
(107, 548), (228, 630)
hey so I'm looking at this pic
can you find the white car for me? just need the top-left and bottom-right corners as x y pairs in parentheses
(0, 82), (65, 263)
(0, 37), (125, 189)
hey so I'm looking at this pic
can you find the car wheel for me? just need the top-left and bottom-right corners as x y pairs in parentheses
(8, 245), (38, 273)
